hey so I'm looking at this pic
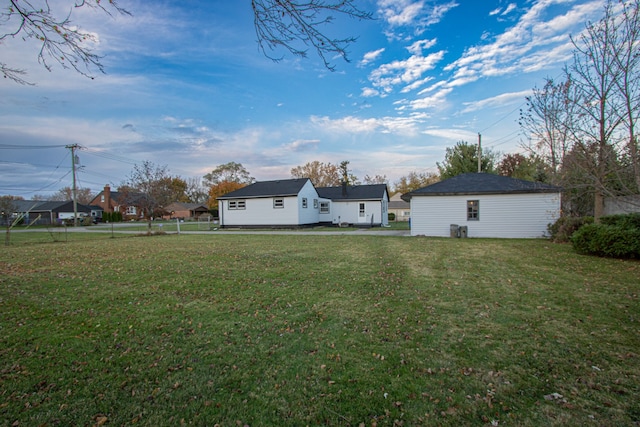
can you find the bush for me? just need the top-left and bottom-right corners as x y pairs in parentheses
(600, 212), (640, 229)
(388, 212), (396, 221)
(571, 223), (640, 258)
(548, 216), (594, 243)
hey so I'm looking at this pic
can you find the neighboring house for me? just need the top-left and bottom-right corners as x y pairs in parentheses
(217, 179), (390, 228)
(90, 185), (149, 220)
(604, 195), (640, 215)
(218, 178), (321, 228)
(388, 192), (411, 222)
(11, 200), (92, 225)
(402, 173), (561, 238)
(163, 202), (209, 220)
(316, 183), (389, 227)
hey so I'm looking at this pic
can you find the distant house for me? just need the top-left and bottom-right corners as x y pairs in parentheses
(163, 202), (210, 220)
(403, 173), (561, 238)
(11, 200), (92, 225)
(217, 179), (390, 228)
(388, 192), (411, 222)
(316, 183), (389, 227)
(604, 195), (640, 215)
(90, 185), (149, 220)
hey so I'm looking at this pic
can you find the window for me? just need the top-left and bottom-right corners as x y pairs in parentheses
(467, 200), (479, 220)
(229, 200), (246, 210)
(359, 203), (365, 217)
(320, 202), (330, 213)
(302, 197), (308, 208)
(313, 199), (318, 209)
(274, 198), (284, 208)
(126, 206), (137, 216)
(101, 195), (105, 202)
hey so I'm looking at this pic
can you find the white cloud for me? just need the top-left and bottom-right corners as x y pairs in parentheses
(310, 112), (430, 136)
(368, 50), (445, 94)
(407, 38), (437, 55)
(409, 87), (453, 110)
(444, 0), (603, 81)
(502, 3), (517, 16)
(460, 90), (531, 113)
(360, 48), (386, 66)
(377, 0), (458, 29)
(282, 139), (320, 152)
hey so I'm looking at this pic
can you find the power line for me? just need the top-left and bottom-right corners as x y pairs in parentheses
(0, 144), (68, 149)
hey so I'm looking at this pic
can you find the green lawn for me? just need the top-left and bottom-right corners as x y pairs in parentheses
(1, 235), (638, 426)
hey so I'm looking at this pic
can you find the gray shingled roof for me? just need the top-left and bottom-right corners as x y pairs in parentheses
(10, 200), (91, 213)
(402, 173), (561, 201)
(217, 178), (311, 199)
(316, 184), (388, 201)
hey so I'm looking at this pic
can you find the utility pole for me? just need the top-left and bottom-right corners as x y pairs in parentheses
(477, 133), (482, 173)
(66, 144), (80, 227)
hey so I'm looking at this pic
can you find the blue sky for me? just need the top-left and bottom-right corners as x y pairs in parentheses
(0, 0), (605, 198)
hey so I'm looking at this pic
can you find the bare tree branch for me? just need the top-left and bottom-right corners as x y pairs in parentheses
(252, 0), (373, 71)
(1, 0), (130, 84)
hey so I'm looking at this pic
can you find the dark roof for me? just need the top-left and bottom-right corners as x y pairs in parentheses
(389, 200), (410, 209)
(316, 184), (388, 201)
(402, 173), (561, 201)
(11, 200), (91, 213)
(217, 178), (311, 199)
(166, 202), (208, 210)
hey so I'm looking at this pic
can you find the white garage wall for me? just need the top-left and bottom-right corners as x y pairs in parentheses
(410, 193), (561, 238)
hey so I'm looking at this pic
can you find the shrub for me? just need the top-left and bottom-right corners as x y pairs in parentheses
(388, 212), (396, 221)
(571, 223), (640, 258)
(548, 216), (594, 243)
(600, 212), (640, 229)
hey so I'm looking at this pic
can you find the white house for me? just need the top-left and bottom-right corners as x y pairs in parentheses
(402, 173), (561, 238)
(316, 183), (389, 227)
(218, 178), (320, 228)
(217, 179), (389, 228)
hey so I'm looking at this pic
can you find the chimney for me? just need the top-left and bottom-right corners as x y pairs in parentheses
(104, 185), (112, 212)
(341, 181), (347, 197)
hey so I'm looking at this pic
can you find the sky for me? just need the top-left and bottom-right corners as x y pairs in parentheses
(0, 0), (607, 199)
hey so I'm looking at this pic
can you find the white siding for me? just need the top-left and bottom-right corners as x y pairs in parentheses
(410, 193), (561, 238)
(297, 180), (321, 225)
(222, 196), (299, 226)
(329, 200), (386, 225)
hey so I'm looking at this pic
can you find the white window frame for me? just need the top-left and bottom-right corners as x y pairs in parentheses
(274, 198), (284, 209)
(320, 202), (330, 214)
(359, 202), (365, 217)
(467, 200), (479, 221)
(302, 197), (308, 208)
(313, 199), (318, 209)
(229, 200), (246, 210)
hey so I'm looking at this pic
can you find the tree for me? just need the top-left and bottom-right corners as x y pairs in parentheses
(393, 171), (439, 194)
(185, 177), (209, 204)
(0, 195), (20, 246)
(519, 78), (576, 178)
(498, 153), (549, 182)
(0, 0), (130, 84)
(564, 0), (640, 219)
(208, 181), (247, 210)
(50, 186), (94, 204)
(437, 141), (498, 179)
(362, 174), (388, 185)
(252, 0), (373, 71)
(338, 160), (359, 185)
(2, 1), (371, 84)
(203, 162), (254, 210)
(290, 161), (341, 187)
(126, 161), (175, 227)
(203, 162), (254, 187)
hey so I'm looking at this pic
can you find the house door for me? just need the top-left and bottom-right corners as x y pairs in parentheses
(358, 202), (367, 223)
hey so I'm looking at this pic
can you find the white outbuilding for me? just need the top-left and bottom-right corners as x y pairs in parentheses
(402, 173), (561, 238)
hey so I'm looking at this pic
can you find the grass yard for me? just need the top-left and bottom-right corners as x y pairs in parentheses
(0, 235), (638, 426)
